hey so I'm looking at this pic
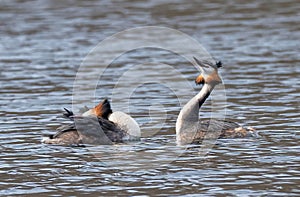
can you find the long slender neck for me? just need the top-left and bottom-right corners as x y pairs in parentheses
(176, 83), (215, 144)
(178, 83), (214, 122)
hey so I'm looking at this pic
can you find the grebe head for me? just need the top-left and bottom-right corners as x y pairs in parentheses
(193, 57), (223, 86)
(82, 99), (112, 119)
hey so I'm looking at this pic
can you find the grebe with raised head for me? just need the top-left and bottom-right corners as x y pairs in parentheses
(42, 99), (140, 145)
(176, 57), (255, 145)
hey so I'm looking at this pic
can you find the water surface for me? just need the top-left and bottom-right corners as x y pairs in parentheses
(0, 0), (299, 196)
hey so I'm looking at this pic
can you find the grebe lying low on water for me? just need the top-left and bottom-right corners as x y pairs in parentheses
(176, 57), (256, 145)
(42, 99), (140, 145)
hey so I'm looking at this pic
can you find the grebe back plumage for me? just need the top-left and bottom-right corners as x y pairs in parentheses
(42, 99), (140, 145)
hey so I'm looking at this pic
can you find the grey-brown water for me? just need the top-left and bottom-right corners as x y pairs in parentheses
(0, 0), (299, 196)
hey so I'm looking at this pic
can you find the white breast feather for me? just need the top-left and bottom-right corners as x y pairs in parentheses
(108, 111), (141, 140)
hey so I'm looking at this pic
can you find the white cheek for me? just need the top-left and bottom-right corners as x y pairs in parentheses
(82, 109), (95, 117)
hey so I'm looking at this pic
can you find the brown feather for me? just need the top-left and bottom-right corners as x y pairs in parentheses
(178, 119), (255, 144)
(195, 74), (205, 85)
(44, 116), (127, 146)
(93, 99), (113, 119)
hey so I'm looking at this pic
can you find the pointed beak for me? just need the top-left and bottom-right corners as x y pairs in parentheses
(193, 57), (209, 68)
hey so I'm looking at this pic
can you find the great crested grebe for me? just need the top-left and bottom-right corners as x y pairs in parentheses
(176, 57), (255, 145)
(42, 99), (140, 145)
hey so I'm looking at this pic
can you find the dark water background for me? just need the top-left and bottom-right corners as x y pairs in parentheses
(0, 0), (299, 196)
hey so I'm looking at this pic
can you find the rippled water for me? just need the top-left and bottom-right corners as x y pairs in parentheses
(0, 0), (299, 196)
